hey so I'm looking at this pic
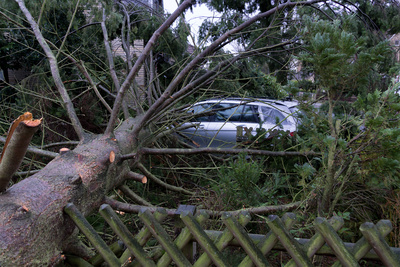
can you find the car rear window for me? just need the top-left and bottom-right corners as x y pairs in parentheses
(261, 106), (290, 125)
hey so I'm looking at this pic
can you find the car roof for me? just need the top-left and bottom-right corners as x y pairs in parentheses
(194, 98), (296, 110)
(189, 98), (298, 125)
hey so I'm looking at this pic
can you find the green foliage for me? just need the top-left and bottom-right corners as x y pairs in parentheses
(353, 0), (400, 36)
(197, 0), (314, 85)
(298, 15), (393, 98)
(213, 153), (294, 209)
(215, 153), (262, 208)
(204, 56), (287, 99)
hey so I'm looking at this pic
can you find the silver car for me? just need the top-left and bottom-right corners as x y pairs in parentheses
(179, 98), (298, 148)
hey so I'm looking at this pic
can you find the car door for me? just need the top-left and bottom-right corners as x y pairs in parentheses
(204, 103), (244, 147)
(180, 103), (215, 147)
(181, 102), (260, 147)
(200, 103), (260, 147)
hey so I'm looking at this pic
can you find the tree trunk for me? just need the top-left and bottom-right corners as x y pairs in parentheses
(0, 118), (138, 266)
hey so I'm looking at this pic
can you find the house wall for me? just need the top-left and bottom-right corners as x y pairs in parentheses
(111, 38), (146, 88)
(6, 68), (31, 85)
(390, 33), (400, 62)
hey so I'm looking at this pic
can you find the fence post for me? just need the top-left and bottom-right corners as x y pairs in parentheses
(64, 203), (121, 267)
(314, 217), (358, 267)
(267, 215), (312, 267)
(285, 216), (344, 267)
(139, 209), (192, 267)
(223, 212), (271, 267)
(360, 222), (400, 267)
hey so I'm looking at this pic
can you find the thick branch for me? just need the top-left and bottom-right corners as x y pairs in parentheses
(15, 0), (85, 140)
(125, 171), (147, 183)
(0, 136), (58, 159)
(0, 113), (41, 192)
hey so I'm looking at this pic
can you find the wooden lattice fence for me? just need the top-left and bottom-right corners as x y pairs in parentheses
(64, 203), (400, 266)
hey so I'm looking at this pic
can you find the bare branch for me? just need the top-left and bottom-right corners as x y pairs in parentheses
(0, 136), (59, 159)
(26, 146), (59, 159)
(105, 0), (193, 135)
(101, 8), (128, 119)
(137, 147), (320, 157)
(105, 197), (176, 215)
(119, 185), (154, 206)
(14, 170), (40, 177)
(137, 163), (194, 195)
(40, 141), (80, 149)
(65, 55), (113, 114)
(15, 0), (85, 140)
(120, 4), (133, 71)
(125, 171), (147, 183)
(98, 85), (116, 98)
(105, 197), (301, 218)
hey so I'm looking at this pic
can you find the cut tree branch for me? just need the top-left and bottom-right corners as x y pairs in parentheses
(125, 171), (147, 183)
(0, 113), (42, 191)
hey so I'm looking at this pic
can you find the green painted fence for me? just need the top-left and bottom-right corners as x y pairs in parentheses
(64, 203), (400, 266)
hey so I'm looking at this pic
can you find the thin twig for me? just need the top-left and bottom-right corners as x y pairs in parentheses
(137, 163), (194, 195)
(65, 55), (113, 114)
(119, 185), (154, 207)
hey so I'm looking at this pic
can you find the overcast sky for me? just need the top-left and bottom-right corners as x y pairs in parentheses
(162, 0), (218, 46)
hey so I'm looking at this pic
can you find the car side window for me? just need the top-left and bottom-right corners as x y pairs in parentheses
(213, 104), (242, 122)
(261, 106), (290, 125)
(190, 104), (212, 122)
(191, 102), (260, 123)
(241, 105), (259, 123)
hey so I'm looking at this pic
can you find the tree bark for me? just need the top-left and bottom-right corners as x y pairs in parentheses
(0, 118), (138, 266)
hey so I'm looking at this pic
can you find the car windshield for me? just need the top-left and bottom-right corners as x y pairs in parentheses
(261, 106), (290, 125)
(191, 102), (259, 123)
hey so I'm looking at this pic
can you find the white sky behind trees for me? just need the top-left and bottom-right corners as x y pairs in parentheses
(163, 0), (218, 47)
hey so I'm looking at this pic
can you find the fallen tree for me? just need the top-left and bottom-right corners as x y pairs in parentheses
(0, 0), (380, 265)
